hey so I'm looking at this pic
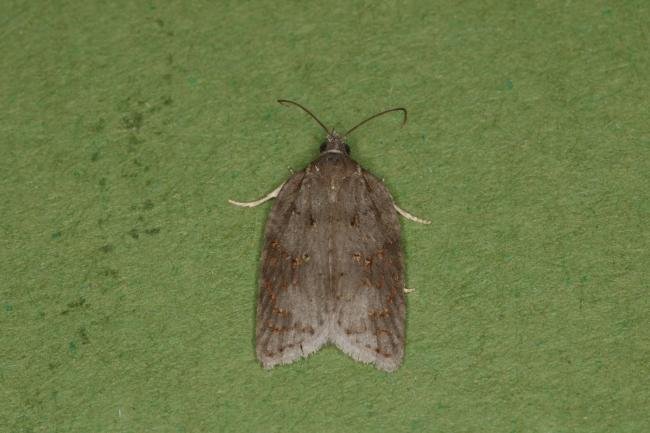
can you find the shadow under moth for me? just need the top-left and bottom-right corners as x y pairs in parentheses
(229, 100), (429, 372)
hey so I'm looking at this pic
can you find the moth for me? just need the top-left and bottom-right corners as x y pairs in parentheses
(229, 100), (429, 372)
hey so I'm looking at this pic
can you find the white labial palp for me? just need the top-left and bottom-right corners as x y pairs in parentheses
(227, 182), (286, 208)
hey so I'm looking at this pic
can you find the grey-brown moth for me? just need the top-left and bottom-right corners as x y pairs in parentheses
(229, 100), (430, 372)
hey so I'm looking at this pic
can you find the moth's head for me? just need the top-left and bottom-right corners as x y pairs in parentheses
(276, 99), (406, 158)
(319, 130), (351, 156)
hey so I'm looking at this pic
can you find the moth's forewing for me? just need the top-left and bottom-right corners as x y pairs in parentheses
(256, 155), (405, 371)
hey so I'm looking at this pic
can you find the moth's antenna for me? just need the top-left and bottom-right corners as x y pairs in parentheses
(277, 99), (330, 134)
(345, 108), (407, 136)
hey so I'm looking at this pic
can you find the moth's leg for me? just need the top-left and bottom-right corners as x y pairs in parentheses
(394, 204), (431, 224)
(228, 182), (285, 208)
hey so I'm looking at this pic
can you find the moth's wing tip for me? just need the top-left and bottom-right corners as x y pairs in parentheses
(332, 336), (404, 373)
(256, 334), (329, 369)
(256, 346), (302, 369)
(375, 362), (402, 373)
(374, 355), (403, 372)
(257, 352), (300, 370)
(372, 352), (404, 372)
(358, 352), (403, 373)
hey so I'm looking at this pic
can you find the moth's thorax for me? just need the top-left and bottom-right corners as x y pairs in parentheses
(306, 154), (362, 203)
(309, 151), (360, 176)
(319, 130), (351, 156)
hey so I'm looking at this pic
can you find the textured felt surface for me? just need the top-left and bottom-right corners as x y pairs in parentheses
(1, 1), (648, 432)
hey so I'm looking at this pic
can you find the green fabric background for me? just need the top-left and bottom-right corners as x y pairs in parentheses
(1, 1), (648, 432)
